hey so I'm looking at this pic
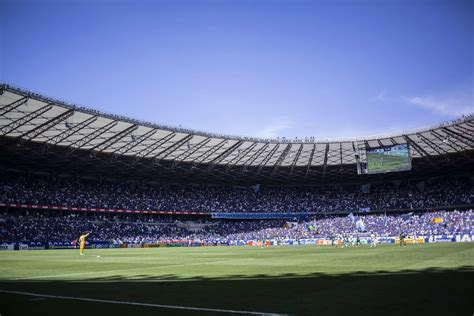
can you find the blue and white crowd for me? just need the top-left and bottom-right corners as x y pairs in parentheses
(0, 172), (472, 244)
(225, 210), (474, 241)
(0, 209), (472, 244)
(0, 173), (472, 213)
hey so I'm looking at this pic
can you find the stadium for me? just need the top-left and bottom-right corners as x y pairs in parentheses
(1, 1), (473, 316)
(1, 83), (473, 315)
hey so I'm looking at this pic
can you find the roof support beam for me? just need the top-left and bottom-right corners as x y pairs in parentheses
(47, 116), (98, 145)
(451, 124), (474, 137)
(339, 142), (343, 170)
(449, 126), (474, 145)
(257, 143), (280, 174)
(290, 144), (304, 173)
(171, 137), (212, 168)
(416, 133), (444, 155)
(91, 124), (138, 153)
(305, 143), (316, 177)
(192, 139), (228, 165)
(403, 135), (435, 167)
(429, 130), (471, 161)
(226, 142), (258, 170)
(19, 109), (75, 141)
(430, 129), (465, 153)
(352, 141), (361, 171)
(68, 120), (118, 149)
(322, 143), (330, 176)
(0, 97), (28, 116)
(153, 134), (193, 160)
(112, 128), (158, 156)
(207, 141), (243, 170)
(442, 127), (473, 147)
(1, 104), (52, 136)
(440, 128), (472, 150)
(272, 143), (292, 174)
(135, 132), (176, 158)
(464, 120), (474, 129)
(241, 143), (269, 172)
(364, 140), (370, 150)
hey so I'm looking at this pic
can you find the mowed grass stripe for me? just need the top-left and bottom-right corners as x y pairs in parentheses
(11, 257), (254, 280)
(0, 243), (473, 316)
(1, 243), (473, 281)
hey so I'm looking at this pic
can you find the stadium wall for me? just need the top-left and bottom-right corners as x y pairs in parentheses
(2, 234), (474, 251)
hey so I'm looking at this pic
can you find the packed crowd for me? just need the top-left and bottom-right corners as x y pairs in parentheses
(0, 173), (472, 213)
(0, 210), (285, 243)
(0, 209), (472, 243)
(226, 210), (474, 241)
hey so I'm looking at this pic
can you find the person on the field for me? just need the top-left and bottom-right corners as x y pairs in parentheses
(370, 233), (377, 247)
(356, 234), (361, 247)
(343, 235), (350, 248)
(399, 232), (406, 246)
(79, 231), (91, 255)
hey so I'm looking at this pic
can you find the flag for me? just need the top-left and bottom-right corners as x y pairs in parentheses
(431, 217), (443, 224)
(348, 212), (356, 224)
(356, 219), (366, 232)
(401, 212), (413, 222)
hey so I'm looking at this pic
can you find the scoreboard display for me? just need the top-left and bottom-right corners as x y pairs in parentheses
(366, 143), (411, 174)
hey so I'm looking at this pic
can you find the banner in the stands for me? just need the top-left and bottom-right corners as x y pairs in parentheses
(211, 212), (317, 219)
(0, 202), (207, 216)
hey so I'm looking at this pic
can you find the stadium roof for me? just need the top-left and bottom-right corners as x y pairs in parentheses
(0, 83), (473, 184)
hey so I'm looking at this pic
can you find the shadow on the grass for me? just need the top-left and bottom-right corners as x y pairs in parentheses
(1, 266), (473, 316)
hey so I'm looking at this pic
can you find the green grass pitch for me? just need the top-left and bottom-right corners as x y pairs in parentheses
(0, 243), (473, 315)
(367, 153), (409, 173)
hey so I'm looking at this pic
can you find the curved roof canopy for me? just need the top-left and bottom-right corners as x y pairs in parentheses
(0, 83), (473, 183)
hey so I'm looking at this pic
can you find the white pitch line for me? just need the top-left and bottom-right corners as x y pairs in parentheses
(13, 258), (248, 280)
(0, 289), (288, 315)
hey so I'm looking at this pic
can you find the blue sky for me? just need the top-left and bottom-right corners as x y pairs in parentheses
(1, 0), (473, 140)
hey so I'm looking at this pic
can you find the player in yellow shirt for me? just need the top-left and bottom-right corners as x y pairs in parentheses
(79, 231), (91, 255)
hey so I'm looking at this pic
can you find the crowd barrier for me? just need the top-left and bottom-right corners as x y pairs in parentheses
(1, 234), (473, 250)
(0, 241), (121, 250)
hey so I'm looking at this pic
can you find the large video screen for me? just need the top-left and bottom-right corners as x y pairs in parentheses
(366, 143), (411, 174)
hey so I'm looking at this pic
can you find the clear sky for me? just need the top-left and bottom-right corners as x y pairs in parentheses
(1, 0), (473, 140)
